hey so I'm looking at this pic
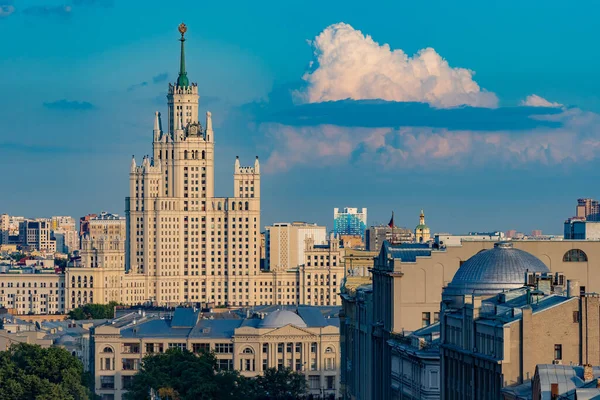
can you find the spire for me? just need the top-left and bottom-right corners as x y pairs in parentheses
(254, 156), (260, 174)
(419, 209), (425, 225)
(176, 23), (189, 87)
(130, 156), (136, 172)
(234, 156), (240, 172)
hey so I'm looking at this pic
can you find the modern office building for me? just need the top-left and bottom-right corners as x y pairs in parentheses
(91, 306), (341, 400)
(564, 218), (600, 240)
(334, 208), (367, 242)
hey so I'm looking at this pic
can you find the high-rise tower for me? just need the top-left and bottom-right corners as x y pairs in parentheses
(126, 23), (261, 307)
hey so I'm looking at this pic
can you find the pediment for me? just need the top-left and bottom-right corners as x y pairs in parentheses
(263, 324), (318, 337)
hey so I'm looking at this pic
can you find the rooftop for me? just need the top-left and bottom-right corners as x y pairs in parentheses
(444, 242), (550, 297)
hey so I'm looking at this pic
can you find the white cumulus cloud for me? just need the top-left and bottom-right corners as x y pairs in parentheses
(296, 23), (498, 108)
(520, 94), (563, 108)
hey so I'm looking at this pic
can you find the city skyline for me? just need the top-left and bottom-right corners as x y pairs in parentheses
(2, 0), (600, 234)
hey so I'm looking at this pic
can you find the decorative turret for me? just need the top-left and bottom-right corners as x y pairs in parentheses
(205, 111), (213, 141)
(176, 23), (189, 87)
(130, 156), (136, 172)
(254, 156), (260, 174)
(153, 111), (161, 141)
(234, 156), (240, 172)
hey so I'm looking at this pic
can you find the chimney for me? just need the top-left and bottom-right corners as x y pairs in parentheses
(550, 383), (559, 399)
(584, 364), (594, 381)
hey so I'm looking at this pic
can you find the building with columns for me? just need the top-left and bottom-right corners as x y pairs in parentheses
(125, 23), (261, 308)
(91, 306), (340, 400)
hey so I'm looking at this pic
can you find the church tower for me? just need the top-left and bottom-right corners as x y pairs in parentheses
(125, 23), (261, 307)
(414, 209), (431, 243)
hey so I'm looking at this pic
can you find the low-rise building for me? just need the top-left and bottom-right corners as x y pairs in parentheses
(91, 306), (341, 400)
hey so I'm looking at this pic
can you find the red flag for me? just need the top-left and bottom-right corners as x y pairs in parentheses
(388, 212), (394, 228)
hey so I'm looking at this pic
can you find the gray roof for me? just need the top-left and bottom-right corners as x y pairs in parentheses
(117, 305), (339, 340)
(535, 364), (600, 400)
(382, 242), (432, 262)
(260, 310), (307, 329)
(444, 242), (549, 297)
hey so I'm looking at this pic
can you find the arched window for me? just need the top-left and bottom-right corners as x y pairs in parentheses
(202, 150), (205, 160)
(102, 347), (113, 353)
(325, 346), (335, 353)
(184, 150), (188, 159)
(191, 151), (195, 159)
(245, 201), (249, 211)
(232, 202), (236, 210)
(241, 347), (254, 354)
(563, 249), (588, 262)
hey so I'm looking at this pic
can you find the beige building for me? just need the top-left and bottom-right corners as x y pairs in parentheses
(441, 277), (600, 400)
(0, 269), (65, 315)
(91, 306), (340, 400)
(125, 24), (261, 308)
(342, 239), (600, 400)
(265, 222), (327, 271)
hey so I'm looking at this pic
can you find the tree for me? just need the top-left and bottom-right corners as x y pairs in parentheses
(68, 301), (119, 320)
(250, 368), (308, 400)
(125, 349), (247, 400)
(0, 343), (93, 400)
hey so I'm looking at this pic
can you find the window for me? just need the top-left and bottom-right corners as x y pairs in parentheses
(242, 347), (254, 354)
(311, 342), (317, 353)
(122, 358), (139, 370)
(309, 376), (320, 389)
(168, 343), (187, 351)
(434, 312), (440, 323)
(263, 343), (269, 353)
(102, 346), (114, 353)
(122, 376), (133, 390)
(217, 359), (233, 371)
(100, 376), (115, 389)
(278, 343), (284, 353)
(563, 249), (588, 262)
(573, 311), (580, 323)
(554, 344), (562, 360)
(326, 375), (335, 389)
(422, 312), (431, 327)
(325, 346), (334, 353)
(430, 370), (439, 389)
(214, 343), (233, 354)
(193, 343), (210, 353)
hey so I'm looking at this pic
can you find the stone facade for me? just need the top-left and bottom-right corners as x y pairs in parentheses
(91, 307), (340, 400)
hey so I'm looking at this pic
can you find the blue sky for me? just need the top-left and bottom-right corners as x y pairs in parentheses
(1, 0), (600, 234)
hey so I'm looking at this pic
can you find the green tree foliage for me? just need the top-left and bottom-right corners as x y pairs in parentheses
(68, 301), (119, 320)
(125, 349), (308, 400)
(0, 343), (93, 400)
(250, 368), (308, 400)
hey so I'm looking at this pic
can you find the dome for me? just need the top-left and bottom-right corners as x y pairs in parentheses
(444, 242), (549, 299)
(260, 310), (307, 329)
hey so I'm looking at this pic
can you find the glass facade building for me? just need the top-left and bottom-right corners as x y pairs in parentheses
(333, 207), (367, 241)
